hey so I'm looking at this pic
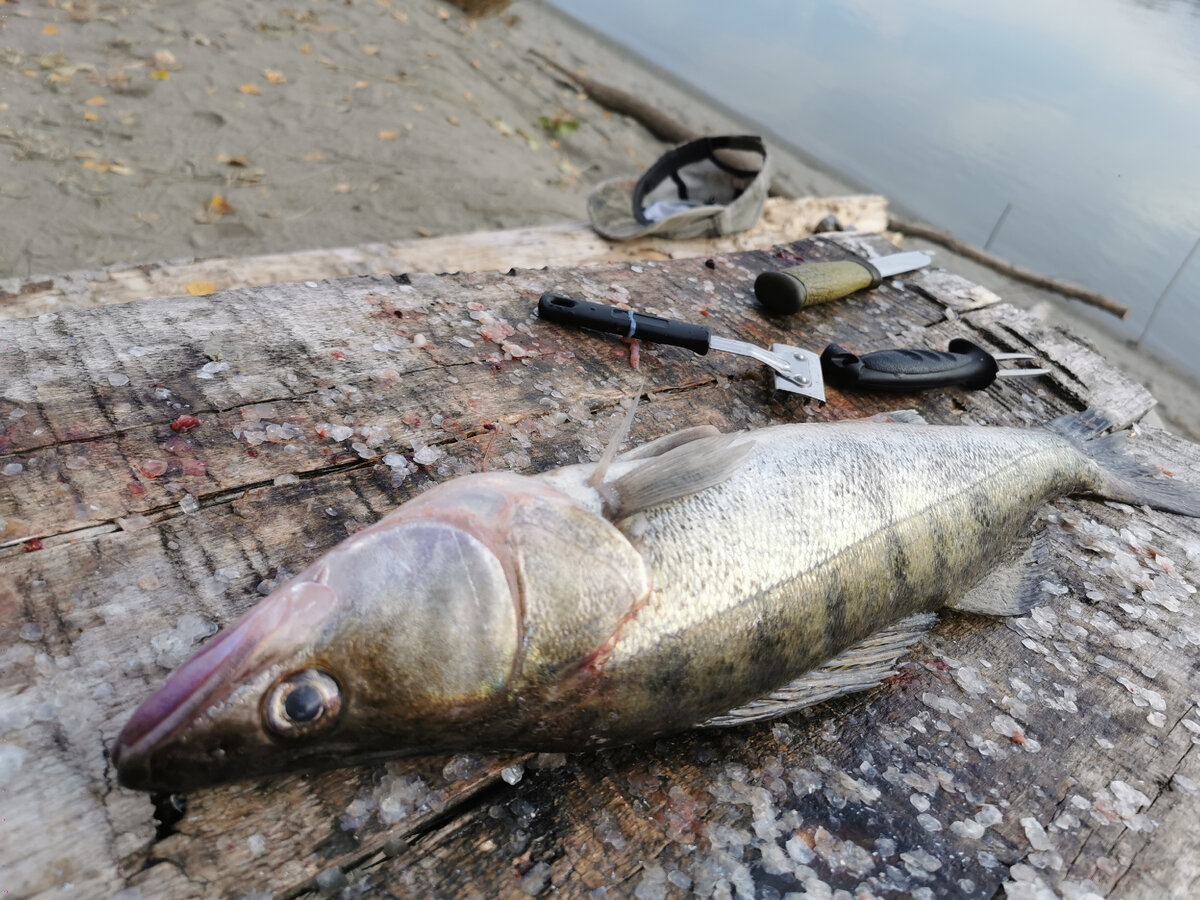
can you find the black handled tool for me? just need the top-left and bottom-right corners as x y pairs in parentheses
(755, 250), (932, 315)
(820, 338), (1049, 392)
(537, 293), (826, 403)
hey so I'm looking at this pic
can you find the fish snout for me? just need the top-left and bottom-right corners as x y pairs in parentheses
(114, 580), (340, 791)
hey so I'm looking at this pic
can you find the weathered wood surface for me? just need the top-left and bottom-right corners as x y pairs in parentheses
(3, 236), (1200, 900)
(0, 195), (888, 321)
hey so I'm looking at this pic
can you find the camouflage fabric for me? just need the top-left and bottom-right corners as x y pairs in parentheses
(587, 136), (771, 241)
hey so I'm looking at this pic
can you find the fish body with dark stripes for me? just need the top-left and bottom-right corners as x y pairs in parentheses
(113, 408), (1200, 791)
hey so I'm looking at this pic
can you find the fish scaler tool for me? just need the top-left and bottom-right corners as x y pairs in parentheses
(754, 250), (932, 315)
(537, 292), (826, 404)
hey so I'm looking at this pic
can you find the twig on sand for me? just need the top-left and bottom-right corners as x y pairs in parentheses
(529, 49), (698, 144)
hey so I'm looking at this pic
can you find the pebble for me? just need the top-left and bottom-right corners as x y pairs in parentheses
(500, 763), (525, 785)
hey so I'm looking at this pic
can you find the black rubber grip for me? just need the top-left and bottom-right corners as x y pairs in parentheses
(821, 338), (1000, 392)
(537, 293), (712, 355)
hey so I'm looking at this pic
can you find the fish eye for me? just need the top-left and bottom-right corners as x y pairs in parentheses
(264, 669), (342, 739)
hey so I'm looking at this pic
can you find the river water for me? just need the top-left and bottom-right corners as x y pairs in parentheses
(550, 0), (1200, 378)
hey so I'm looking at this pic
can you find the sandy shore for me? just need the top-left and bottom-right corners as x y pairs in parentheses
(2, 0), (1196, 435)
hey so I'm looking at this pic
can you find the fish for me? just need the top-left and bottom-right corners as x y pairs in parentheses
(112, 408), (1200, 791)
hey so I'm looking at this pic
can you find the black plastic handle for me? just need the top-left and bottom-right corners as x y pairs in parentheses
(821, 338), (1000, 392)
(537, 293), (712, 355)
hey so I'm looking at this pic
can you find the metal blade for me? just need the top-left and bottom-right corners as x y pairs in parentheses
(871, 251), (932, 279)
(995, 368), (1051, 379)
(707, 335), (826, 402)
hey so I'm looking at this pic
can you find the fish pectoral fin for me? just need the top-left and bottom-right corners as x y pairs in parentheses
(947, 530), (1052, 617)
(698, 612), (937, 728)
(619, 425), (722, 460)
(608, 433), (754, 522)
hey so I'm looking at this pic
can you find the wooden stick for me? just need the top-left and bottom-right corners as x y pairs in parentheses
(889, 216), (1129, 319)
(530, 49), (699, 144)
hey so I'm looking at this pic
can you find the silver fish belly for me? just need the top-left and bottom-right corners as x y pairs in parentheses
(113, 413), (1200, 790)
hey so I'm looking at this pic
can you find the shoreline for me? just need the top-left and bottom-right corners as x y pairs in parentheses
(1, 0), (1195, 435)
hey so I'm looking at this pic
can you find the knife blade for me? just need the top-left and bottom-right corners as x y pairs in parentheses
(754, 250), (932, 315)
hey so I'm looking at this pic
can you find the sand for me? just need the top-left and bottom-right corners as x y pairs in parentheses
(2, 0), (1195, 435)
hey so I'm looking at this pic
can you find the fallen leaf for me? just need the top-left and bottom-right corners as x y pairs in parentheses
(81, 158), (133, 174)
(539, 113), (579, 136)
(42, 23), (59, 35)
(239, 82), (261, 95)
(363, 44), (380, 56)
(417, 227), (433, 237)
(264, 69), (286, 84)
(332, 182), (351, 193)
(186, 281), (217, 296)
(207, 194), (236, 217)
(353, 80), (370, 90)
(304, 151), (325, 162)
(85, 95), (106, 106)
(447, 115), (460, 126)
(217, 153), (250, 167)
(394, 11), (408, 21)
(150, 69), (170, 80)
(377, 129), (399, 140)
(82, 111), (99, 121)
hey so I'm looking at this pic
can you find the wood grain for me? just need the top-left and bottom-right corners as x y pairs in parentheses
(3, 238), (1196, 899)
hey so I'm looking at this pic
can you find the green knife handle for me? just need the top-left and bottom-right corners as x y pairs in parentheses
(754, 259), (883, 315)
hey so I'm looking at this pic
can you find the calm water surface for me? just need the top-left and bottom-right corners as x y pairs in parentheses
(551, 0), (1200, 377)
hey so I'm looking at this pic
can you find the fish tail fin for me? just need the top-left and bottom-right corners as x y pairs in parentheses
(1047, 411), (1200, 517)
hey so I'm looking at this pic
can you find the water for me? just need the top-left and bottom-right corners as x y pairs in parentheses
(550, 0), (1200, 378)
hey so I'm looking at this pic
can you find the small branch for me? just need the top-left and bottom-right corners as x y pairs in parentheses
(529, 49), (698, 144)
(889, 216), (1129, 320)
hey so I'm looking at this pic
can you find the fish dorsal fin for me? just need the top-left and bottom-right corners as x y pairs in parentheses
(699, 613), (937, 728)
(620, 425), (722, 460)
(588, 393), (642, 490)
(946, 530), (1052, 617)
(608, 433), (754, 522)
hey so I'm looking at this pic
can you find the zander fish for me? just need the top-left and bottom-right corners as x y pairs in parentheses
(113, 409), (1200, 791)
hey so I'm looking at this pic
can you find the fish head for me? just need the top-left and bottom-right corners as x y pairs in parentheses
(113, 489), (525, 792)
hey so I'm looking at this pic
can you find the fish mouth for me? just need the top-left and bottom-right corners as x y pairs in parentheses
(113, 580), (338, 792)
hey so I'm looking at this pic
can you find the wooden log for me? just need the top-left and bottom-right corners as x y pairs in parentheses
(0, 195), (888, 321)
(2, 239), (1197, 899)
